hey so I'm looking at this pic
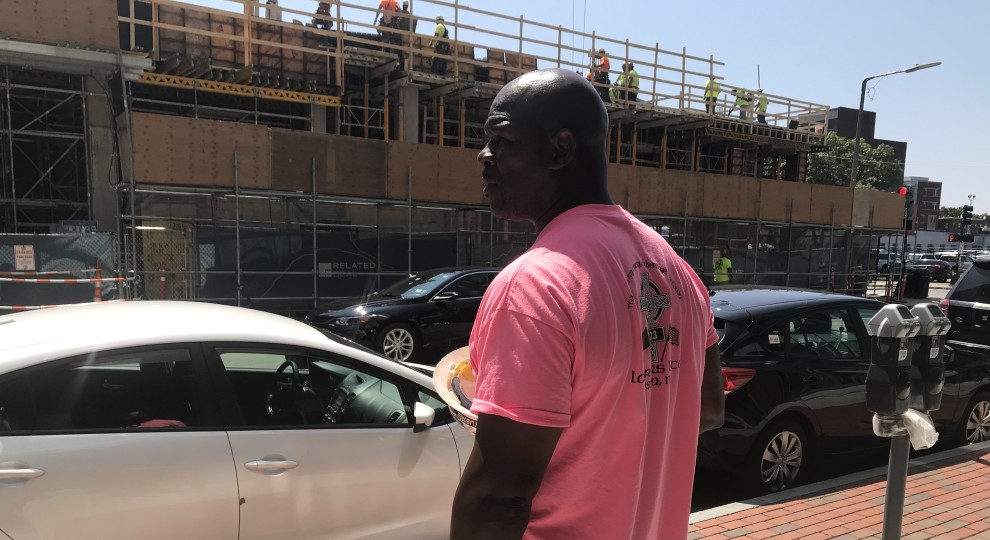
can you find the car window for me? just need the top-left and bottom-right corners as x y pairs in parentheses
(440, 273), (492, 299)
(0, 347), (206, 434)
(214, 348), (414, 428)
(952, 265), (990, 303)
(732, 320), (788, 357)
(787, 309), (862, 361)
(380, 271), (456, 299)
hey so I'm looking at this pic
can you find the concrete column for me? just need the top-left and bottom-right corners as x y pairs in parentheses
(84, 76), (118, 234)
(311, 104), (328, 133)
(401, 85), (419, 143)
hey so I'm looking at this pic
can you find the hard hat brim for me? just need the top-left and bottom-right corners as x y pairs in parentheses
(432, 346), (477, 434)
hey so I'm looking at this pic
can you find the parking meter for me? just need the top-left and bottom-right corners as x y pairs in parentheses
(908, 303), (951, 412)
(866, 305), (921, 416)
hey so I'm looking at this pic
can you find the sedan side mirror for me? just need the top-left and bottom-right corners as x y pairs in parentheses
(412, 401), (435, 432)
(433, 291), (459, 302)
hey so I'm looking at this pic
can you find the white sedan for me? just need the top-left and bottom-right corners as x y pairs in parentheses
(0, 301), (472, 540)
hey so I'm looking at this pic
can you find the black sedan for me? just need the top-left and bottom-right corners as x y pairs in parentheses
(907, 258), (953, 282)
(698, 287), (990, 494)
(305, 267), (500, 362)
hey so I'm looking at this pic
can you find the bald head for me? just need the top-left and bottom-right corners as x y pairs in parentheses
(490, 69), (609, 161)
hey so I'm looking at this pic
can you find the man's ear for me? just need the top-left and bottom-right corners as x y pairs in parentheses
(548, 129), (576, 171)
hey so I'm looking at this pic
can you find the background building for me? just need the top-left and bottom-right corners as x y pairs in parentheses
(0, 0), (907, 313)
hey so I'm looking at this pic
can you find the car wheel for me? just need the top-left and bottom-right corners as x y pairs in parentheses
(748, 420), (809, 493)
(376, 322), (419, 362)
(956, 392), (990, 446)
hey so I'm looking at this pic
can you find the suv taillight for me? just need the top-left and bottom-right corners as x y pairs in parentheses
(939, 297), (951, 313)
(723, 367), (756, 395)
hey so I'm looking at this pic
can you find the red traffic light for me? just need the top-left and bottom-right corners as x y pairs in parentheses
(898, 187), (908, 195)
(948, 233), (959, 242)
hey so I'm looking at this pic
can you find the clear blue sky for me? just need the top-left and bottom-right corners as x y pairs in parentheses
(198, 0), (988, 212)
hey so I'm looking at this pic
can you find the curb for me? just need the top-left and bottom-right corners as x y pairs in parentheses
(688, 440), (990, 525)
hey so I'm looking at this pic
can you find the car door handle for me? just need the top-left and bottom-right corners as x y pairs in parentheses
(0, 467), (46, 481)
(245, 459), (298, 473)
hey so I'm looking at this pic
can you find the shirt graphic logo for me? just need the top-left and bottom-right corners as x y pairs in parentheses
(639, 272), (670, 364)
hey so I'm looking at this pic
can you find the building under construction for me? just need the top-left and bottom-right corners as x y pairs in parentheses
(0, 0), (905, 313)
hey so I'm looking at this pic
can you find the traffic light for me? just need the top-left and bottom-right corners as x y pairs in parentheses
(949, 233), (975, 243)
(902, 187), (915, 230)
(962, 205), (974, 226)
(948, 233), (960, 243)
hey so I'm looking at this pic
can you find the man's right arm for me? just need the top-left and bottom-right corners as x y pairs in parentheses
(451, 414), (562, 540)
(700, 343), (724, 432)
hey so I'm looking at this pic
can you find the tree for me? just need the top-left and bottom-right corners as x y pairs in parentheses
(940, 206), (962, 218)
(807, 132), (904, 190)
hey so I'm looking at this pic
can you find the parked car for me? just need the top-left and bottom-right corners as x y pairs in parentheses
(697, 287), (990, 494)
(907, 257), (953, 282)
(874, 251), (902, 274)
(0, 301), (472, 540)
(305, 267), (501, 362)
(937, 253), (976, 275)
(941, 257), (990, 351)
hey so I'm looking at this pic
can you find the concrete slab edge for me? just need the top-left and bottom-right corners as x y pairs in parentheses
(688, 439), (990, 524)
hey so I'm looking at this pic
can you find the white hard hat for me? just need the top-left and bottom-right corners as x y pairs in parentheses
(436, 14), (444, 21)
(433, 346), (477, 433)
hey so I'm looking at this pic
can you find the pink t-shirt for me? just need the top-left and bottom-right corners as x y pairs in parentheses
(469, 204), (718, 540)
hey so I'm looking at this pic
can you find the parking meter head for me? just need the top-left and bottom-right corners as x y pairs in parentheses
(867, 305), (922, 339)
(908, 303), (951, 411)
(866, 304), (918, 416)
(910, 303), (951, 337)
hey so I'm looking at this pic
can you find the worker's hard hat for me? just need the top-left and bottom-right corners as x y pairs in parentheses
(598, 48), (606, 53)
(433, 346), (477, 433)
(436, 14), (444, 21)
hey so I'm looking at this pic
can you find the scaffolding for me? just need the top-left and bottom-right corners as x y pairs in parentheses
(116, 0), (829, 161)
(0, 66), (91, 233)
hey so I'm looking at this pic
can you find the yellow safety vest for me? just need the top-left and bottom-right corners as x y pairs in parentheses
(705, 79), (720, 98)
(627, 69), (639, 89)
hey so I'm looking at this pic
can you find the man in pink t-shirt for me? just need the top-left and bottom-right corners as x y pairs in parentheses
(450, 68), (725, 540)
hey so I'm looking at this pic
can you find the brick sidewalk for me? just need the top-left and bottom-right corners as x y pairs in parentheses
(688, 442), (990, 539)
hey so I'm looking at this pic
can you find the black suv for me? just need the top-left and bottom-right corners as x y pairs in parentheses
(941, 257), (990, 347)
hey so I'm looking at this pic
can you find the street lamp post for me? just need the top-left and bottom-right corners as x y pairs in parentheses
(841, 62), (940, 303)
(848, 62), (941, 188)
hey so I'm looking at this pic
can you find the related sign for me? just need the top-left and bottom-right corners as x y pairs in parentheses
(14, 245), (36, 271)
(318, 261), (377, 277)
(56, 220), (98, 234)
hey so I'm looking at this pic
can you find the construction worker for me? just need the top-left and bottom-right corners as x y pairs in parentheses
(314, 2), (332, 30)
(591, 48), (611, 102)
(429, 15), (450, 76)
(755, 89), (768, 124)
(732, 88), (751, 120)
(713, 248), (733, 284)
(373, 0), (399, 28)
(624, 62), (639, 105)
(704, 75), (720, 114)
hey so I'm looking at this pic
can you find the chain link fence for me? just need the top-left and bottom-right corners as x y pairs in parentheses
(0, 233), (123, 314)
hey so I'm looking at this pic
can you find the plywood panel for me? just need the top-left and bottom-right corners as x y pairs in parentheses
(271, 129), (328, 192)
(758, 180), (811, 222)
(4, 0), (118, 50)
(809, 184), (854, 227)
(858, 190), (903, 229)
(131, 113), (271, 189)
(704, 175), (760, 219)
(610, 166), (700, 217)
(323, 135), (387, 198)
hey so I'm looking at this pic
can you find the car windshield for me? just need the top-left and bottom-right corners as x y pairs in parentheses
(378, 271), (457, 299)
